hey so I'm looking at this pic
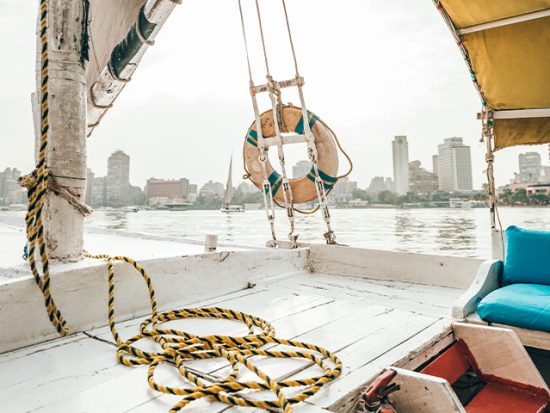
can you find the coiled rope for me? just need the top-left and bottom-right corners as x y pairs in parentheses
(20, 2), (342, 411)
(84, 252), (342, 412)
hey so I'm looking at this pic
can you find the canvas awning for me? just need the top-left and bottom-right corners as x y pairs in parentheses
(437, 0), (550, 150)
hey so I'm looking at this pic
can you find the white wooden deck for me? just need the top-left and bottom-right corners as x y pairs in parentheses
(0, 272), (460, 413)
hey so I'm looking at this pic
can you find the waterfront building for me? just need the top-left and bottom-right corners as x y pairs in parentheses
(237, 182), (257, 194)
(292, 160), (310, 179)
(436, 137), (473, 192)
(146, 178), (191, 202)
(200, 180), (225, 197)
(367, 176), (394, 195)
(408, 160), (438, 194)
(526, 183), (550, 196)
(130, 185), (147, 206)
(0, 167), (26, 204)
(392, 136), (409, 195)
(330, 177), (358, 202)
(517, 152), (542, 184)
(106, 150), (130, 207)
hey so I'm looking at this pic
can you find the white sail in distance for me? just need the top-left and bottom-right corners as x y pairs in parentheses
(224, 157), (234, 206)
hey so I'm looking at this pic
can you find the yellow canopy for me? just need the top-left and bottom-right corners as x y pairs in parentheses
(438, 0), (550, 150)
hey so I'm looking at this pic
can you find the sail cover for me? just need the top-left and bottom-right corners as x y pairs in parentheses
(86, 0), (147, 87)
(437, 0), (550, 150)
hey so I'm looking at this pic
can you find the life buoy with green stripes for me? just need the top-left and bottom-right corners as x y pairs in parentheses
(244, 105), (338, 204)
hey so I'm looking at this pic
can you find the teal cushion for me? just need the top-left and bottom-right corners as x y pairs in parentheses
(503, 226), (550, 285)
(478, 284), (550, 332)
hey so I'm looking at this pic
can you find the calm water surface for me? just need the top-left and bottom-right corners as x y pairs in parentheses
(84, 207), (550, 259)
(2, 207), (548, 259)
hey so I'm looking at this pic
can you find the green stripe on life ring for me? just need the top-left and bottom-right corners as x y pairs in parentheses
(246, 129), (258, 147)
(266, 171), (283, 197)
(306, 167), (337, 190)
(294, 111), (319, 134)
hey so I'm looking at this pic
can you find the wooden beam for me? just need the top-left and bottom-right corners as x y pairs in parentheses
(42, 0), (88, 259)
(458, 9), (550, 35)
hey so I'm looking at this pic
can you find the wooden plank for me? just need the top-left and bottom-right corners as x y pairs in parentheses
(0, 248), (307, 353)
(389, 367), (465, 413)
(276, 273), (456, 317)
(492, 323), (550, 351)
(451, 260), (502, 319)
(308, 244), (482, 289)
(0, 336), (123, 412)
(309, 319), (452, 412)
(453, 323), (549, 391)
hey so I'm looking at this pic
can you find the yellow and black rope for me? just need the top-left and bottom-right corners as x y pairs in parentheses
(85, 252), (343, 413)
(20, 0), (69, 336)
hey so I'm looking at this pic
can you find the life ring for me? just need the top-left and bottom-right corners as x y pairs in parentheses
(244, 105), (338, 204)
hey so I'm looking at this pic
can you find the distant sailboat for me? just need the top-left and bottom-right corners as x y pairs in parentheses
(221, 156), (244, 213)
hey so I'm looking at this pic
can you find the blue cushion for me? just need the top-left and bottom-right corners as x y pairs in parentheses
(503, 226), (550, 285)
(478, 284), (550, 332)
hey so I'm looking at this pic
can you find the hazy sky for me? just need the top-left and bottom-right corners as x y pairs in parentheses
(1, 0), (548, 190)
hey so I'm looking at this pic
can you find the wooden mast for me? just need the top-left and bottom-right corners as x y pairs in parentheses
(36, 0), (88, 260)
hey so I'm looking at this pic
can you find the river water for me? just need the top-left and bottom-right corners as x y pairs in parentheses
(2, 207), (548, 259)
(85, 207), (550, 259)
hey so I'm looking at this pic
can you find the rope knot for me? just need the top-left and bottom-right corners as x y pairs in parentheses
(17, 172), (38, 189)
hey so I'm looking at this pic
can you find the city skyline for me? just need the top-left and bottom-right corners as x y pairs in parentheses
(3, 141), (550, 205)
(2, 1), (550, 191)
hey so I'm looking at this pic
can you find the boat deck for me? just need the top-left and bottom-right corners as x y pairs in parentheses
(0, 271), (460, 413)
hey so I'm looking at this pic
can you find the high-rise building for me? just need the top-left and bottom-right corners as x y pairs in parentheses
(392, 136), (409, 195)
(91, 177), (106, 207)
(518, 152), (542, 183)
(409, 161), (438, 194)
(85, 168), (94, 205)
(292, 160), (311, 179)
(106, 150), (130, 207)
(432, 155), (439, 176)
(437, 137), (473, 192)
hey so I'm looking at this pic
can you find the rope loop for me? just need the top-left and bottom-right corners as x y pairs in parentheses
(84, 251), (342, 413)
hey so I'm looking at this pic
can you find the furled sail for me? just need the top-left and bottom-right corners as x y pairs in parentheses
(436, 0), (550, 150)
(86, 0), (146, 88)
(86, 0), (181, 137)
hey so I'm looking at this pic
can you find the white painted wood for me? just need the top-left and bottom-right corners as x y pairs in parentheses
(307, 319), (453, 412)
(44, 0), (88, 259)
(0, 268), (458, 413)
(491, 228), (504, 260)
(0, 249), (307, 353)
(453, 322), (550, 391)
(451, 259), (502, 319)
(457, 8), (550, 34)
(388, 367), (465, 413)
(277, 272), (463, 318)
(492, 108), (550, 119)
(492, 323), (550, 351)
(87, 0), (180, 136)
(264, 133), (307, 147)
(307, 244), (483, 289)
